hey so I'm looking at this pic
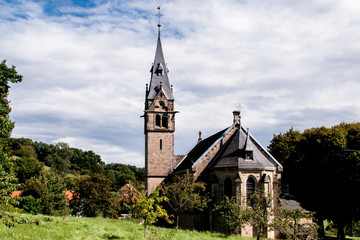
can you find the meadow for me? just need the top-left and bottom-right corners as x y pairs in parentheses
(1, 213), (360, 240)
(0, 213), (254, 240)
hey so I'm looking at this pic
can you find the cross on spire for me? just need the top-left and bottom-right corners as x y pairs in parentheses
(156, 6), (163, 29)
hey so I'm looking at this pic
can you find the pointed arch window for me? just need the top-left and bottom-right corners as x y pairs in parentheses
(162, 115), (168, 128)
(246, 177), (255, 206)
(224, 178), (232, 198)
(156, 115), (161, 127)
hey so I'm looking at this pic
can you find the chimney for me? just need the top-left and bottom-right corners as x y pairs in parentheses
(233, 110), (241, 123)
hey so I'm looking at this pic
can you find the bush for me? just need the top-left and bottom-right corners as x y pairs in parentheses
(21, 196), (43, 215)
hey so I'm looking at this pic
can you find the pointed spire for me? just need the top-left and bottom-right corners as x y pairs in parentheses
(147, 7), (174, 101)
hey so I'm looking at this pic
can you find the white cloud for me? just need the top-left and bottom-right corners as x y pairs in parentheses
(2, 0), (360, 166)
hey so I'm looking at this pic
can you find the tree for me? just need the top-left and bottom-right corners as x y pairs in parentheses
(44, 143), (73, 174)
(70, 149), (104, 175)
(13, 156), (44, 183)
(269, 123), (360, 240)
(268, 127), (302, 194)
(71, 174), (120, 218)
(273, 208), (318, 240)
(213, 196), (249, 235)
(130, 189), (173, 238)
(160, 170), (208, 230)
(0, 164), (19, 208)
(104, 163), (145, 190)
(0, 60), (22, 209)
(247, 189), (276, 240)
(22, 170), (66, 215)
(0, 60), (22, 141)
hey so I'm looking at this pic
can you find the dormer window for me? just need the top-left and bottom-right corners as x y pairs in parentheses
(155, 63), (163, 76)
(245, 151), (253, 161)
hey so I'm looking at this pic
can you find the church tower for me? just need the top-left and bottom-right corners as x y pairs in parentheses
(144, 21), (177, 194)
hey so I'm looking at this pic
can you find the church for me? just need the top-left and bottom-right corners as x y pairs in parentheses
(143, 24), (283, 238)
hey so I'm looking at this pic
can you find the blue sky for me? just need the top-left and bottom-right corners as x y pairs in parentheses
(1, 0), (360, 166)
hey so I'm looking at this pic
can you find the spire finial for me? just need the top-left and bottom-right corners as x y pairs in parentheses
(156, 6), (163, 30)
(198, 131), (202, 142)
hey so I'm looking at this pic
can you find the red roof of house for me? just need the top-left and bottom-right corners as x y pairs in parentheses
(64, 190), (73, 201)
(11, 190), (22, 198)
(119, 184), (136, 204)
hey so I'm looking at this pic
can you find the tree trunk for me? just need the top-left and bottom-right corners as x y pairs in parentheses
(144, 219), (147, 238)
(337, 223), (345, 240)
(176, 215), (179, 232)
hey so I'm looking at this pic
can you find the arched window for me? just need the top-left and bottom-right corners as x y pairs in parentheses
(162, 115), (168, 128)
(246, 177), (255, 205)
(224, 178), (232, 198)
(156, 115), (161, 127)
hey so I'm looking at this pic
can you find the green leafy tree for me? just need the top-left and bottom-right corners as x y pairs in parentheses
(71, 174), (120, 218)
(70, 149), (104, 174)
(160, 171), (208, 230)
(213, 196), (249, 235)
(130, 189), (173, 238)
(22, 170), (66, 215)
(269, 123), (360, 240)
(273, 208), (318, 240)
(21, 195), (43, 214)
(13, 156), (44, 183)
(0, 164), (19, 208)
(247, 189), (275, 240)
(44, 143), (73, 174)
(0, 60), (22, 142)
(0, 60), (22, 209)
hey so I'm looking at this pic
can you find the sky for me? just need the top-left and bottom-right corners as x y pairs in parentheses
(1, 0), (360, 167)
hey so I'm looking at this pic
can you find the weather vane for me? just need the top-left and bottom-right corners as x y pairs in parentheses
(156, 6), (163, 28)
(236, 103), (243, 112)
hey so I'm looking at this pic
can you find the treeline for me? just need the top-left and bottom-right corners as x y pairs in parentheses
(5, 137), (145, 189)
(3, 137), (145, 217)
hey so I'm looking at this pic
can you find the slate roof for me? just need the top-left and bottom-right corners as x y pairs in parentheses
(209, 127), (277, 170)
(147, 32), (174, 101)
(280, 198), (311, 212)
(172, 123), (282, 174)
(173, 128), (227, 172)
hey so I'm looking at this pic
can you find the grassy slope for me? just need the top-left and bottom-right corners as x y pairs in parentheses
(0, 213), (254, 240)
(2, 213), (359, 240)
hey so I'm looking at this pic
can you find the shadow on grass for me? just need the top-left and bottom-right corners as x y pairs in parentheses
(103, 233), (123, 239)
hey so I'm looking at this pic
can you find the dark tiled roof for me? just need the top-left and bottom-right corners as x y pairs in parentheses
(147, 34), (174, 100)
(174, 154), (186, 167)
(280, 198), (310, 212)
(173, 128), (227, 172)
(209, 127), (276, 170)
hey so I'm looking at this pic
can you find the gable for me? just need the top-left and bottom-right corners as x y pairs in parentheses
(172, 123), (283, 178)
(208, 127), (277, 170)
(148, 89), (172, 112)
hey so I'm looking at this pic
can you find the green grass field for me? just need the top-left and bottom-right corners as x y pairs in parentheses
(1, 213), (360, 240)
(0, 213), (254, 240)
